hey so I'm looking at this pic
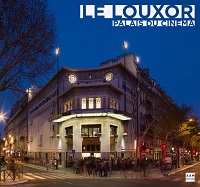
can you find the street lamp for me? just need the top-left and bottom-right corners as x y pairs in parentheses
(136, 56), (140, 64)
(123, 41), (128, 112)
(55, 47), (60, 72)
(55, 47), (60, 138)
(55, 47), (60, 115)
(0, 112), (6, 182)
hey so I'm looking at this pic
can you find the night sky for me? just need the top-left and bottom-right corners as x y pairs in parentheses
(48, 0), (200, 116)
(0, 0), (200, 135)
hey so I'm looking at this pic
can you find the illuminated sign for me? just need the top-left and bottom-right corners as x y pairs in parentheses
(80, 5), (195, 27)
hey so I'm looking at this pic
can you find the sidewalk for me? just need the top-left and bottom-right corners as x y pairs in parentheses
(1, 162), (199, 185)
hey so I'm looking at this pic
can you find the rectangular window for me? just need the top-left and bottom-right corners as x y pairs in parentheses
(96, 97), (101, 108)
(81, 125), (101, 137)
(66, 126), (73, 135)
(110, 125), (117, 136)
(89, 128), (93, 137)
(110, 98), (116, 109)
(116, 100), (119, 110)
(65, 100), (73, 112)
(81, 98), (86, 109)
(89, 98), (94, 109)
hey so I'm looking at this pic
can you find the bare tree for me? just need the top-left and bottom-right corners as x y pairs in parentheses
(130, 80), (157, 171)
(0, 0), (56, 96)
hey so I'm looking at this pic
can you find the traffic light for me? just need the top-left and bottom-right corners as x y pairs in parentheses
(161, 143), (166, 151)
(144, 157), (148, 161)
(192, 149), (196, 155)
(141, 142), (146, 151)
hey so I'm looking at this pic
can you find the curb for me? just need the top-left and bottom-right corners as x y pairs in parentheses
(0, 179), (29, 186)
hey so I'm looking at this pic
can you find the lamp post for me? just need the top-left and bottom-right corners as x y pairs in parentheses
(56, 47), (60, 73)
(0, 112), (6, 182)
(55, 47), (60, 139)
(123, 41), (128, 112)
(55, 47), (60, 116)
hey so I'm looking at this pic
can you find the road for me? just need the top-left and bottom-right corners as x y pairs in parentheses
(1, 163), (200, 187)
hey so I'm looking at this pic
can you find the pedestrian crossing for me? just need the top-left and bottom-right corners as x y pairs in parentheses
(24, 172), (97, 180)
(23, 172), (200, 184)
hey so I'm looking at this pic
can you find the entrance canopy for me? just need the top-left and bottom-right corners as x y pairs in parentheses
(51, 108), (132, 123)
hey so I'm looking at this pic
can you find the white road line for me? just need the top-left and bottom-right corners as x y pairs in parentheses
(24, 175), (35, 180)
(171, 178), (182, 182)
(24, 171), (107, 181)
(25, 173), (46, 179)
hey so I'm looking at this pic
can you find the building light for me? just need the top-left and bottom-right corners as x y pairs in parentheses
(52, 112), (132, 122)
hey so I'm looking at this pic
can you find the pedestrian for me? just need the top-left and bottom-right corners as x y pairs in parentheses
(54, 159), (58, 169)
(99, 161), (104, 177)
(103, 160), (108, 177)
(46, 158), (49, 170)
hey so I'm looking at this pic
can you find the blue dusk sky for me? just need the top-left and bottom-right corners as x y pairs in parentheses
(0, 0), (200, 134)
(48, 0), (200, 116)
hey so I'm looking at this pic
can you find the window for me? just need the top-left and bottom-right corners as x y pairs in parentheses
(81, 125), (101, 137)
(116, 100), (119, 110)
(69, 74), (77, 83)
(96, 97), (101, 108)
(81, 98), (86, 109)
(110, 98), (116, 109)
(110, 125), (117, 136)
(66, 126), (73, 135)
(89, 98), (94, 109)
(82, 144), (101, 152)
(105, 72), (113, 81)
(65, 100), (73, 112)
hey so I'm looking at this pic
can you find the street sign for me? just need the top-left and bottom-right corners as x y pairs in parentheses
(141, 151), (146, 156)
(186, 173), (195, 182)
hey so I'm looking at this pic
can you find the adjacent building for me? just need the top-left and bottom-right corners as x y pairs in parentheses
(5, 53), (174, 168)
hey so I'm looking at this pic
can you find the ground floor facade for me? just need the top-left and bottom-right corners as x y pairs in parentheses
(25, 116), (131, 168)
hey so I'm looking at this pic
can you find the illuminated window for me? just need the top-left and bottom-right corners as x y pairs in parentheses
(81, 98), (86, 109)
(81, 125), (101, 137)
(105, 72), (113, 81)
(110, 125), (117, 136)
(69, 74), (77, 83)
(65, 100), (73, 111)
(110, 98), (116, 109)
(89, 98), (94, 109)
(96, 97), (101, 108)
(116, 100), (119, 110)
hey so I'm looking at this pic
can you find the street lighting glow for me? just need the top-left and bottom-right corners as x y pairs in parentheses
(0, 112), (6, 123)
(55, 47), (60, 55)
(189, 118), (194, 122)
(123, 41), (128, 49)
(136, 56), (140, 63)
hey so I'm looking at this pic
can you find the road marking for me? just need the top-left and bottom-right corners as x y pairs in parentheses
(24, 175), (35, 180)
(64, 182), (73, 184)
(171, 178), (182, 182)
(24, 172), (95, 180)
(26, 173), (46, 179)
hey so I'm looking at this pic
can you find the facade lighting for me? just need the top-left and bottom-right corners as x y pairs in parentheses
(52, 112), (132, 123)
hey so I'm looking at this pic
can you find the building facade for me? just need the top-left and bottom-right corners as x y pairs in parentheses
(5, 53), (174, 168)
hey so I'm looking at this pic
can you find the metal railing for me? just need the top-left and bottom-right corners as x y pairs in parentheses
(0, 163), (23, 182)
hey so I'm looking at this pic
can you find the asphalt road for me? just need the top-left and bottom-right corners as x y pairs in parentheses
(2, 163), (200, 187)
(15, 178), (200, 187)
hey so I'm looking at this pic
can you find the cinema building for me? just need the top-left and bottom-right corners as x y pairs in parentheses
(5, 53), (174, 167)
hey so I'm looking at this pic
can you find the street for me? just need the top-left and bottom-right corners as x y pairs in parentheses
(1, 163), (200, 187)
